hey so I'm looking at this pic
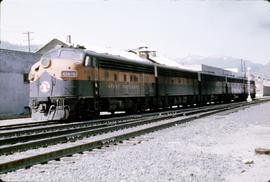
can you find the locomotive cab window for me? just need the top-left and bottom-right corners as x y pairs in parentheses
(43, 49), (59, 58)
(84, 56), (98, 68)
(84, 56), (91, 67)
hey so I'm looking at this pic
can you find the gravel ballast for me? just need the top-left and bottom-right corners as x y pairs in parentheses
(1, 102), (270, 181)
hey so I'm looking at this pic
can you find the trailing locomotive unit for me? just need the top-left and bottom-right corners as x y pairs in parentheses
(29, 46), (255, 121)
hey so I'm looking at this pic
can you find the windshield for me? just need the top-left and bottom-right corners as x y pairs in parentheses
(59, 50), (84, 61)
(43, 49), (60, 58)
(43, 49), (84, 61)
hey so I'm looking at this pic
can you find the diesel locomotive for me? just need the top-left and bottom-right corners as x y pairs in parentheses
(29, 46), (255, 121)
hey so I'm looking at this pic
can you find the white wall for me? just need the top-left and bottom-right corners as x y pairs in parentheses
(0, 49), (41, 116)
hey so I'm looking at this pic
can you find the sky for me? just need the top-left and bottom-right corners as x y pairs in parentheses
(0, 0), (270, 64)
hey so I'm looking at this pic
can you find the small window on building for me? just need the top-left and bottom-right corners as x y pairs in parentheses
(130, 75), (133, 82)
(23, 73), (29, 84)
(114, 74), (118, 81)
(139, 52), (146, 57)
(124, 74), (127, 82)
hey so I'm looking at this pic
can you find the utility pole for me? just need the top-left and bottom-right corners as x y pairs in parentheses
(23, 31), (33, 52)
(0, 0), (3, 45)
(240, 59), (243, 76)
(66, 35), (72, 45)
(243, 60), (246, 78)
(246, 67), (252, 102)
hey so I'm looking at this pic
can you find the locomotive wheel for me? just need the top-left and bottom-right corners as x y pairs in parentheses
(64, 107), (70, 120)
(126, 103), (138, 114)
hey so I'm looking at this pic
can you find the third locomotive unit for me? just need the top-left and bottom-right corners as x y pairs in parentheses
(29, 46), (255, 121)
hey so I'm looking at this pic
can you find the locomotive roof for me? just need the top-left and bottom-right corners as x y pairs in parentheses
(82, 47), (200, 73)
(85, 48), (155, 66)
(44, 47), (248, 80)
(48, 47), (198, 73)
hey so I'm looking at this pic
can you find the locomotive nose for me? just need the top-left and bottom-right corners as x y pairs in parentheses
(39, 81), (51, 94)
(37, 72), (54, 98)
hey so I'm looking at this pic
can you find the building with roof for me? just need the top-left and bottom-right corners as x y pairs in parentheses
(0, 38), (69, 117)
(36, 38), (68, 55)
(0, 49), (41, 117)
(0, 38), (70, 117)
(252, 74), (270, 97)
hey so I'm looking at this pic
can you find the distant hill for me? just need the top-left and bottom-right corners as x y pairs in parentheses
(257, 61), (270, 77)
(175, 55), (266, 75)
(0, 41), (41, 53)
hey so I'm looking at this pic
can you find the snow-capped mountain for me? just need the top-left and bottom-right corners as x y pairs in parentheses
(175, 55), (265, 75)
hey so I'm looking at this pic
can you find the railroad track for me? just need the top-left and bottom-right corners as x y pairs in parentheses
(0, 105), (216, 155)
(0, 112), (129, 131)
(0, 99), (268, 174)
(0, 120), (64, 131)
(0, 103), (229, 145)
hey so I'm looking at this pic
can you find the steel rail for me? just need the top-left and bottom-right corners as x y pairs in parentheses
(0, 120), (62, 131)
(0, 116), (152, 146)
(0, 112), (131, 131)
(0, 114), (145, 138)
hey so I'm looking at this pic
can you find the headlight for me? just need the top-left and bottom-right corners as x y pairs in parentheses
(41, 58), (51, 68)
(61, 71), (77, 78)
